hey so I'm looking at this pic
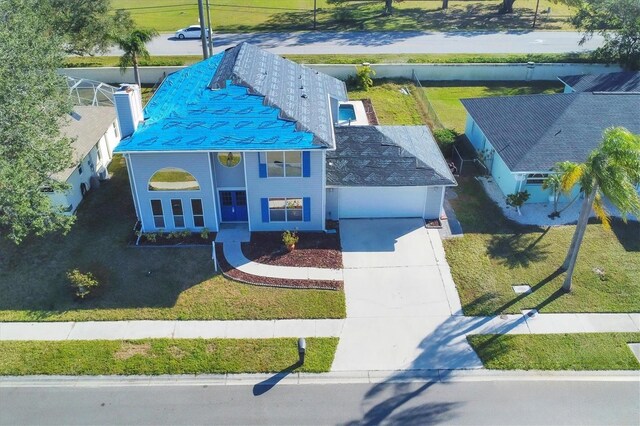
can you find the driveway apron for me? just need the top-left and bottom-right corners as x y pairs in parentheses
(332, 219), (483, 371)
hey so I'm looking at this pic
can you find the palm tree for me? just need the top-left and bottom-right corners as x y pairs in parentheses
(116, 28), (159, 87)
(559, 127), (640, 292)
(542, 161), (574, 218)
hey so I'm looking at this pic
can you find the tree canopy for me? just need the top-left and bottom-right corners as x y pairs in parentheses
(38, 0), (132, 56)
(117, 28), (160, 86)
(0, 0), (75, 244)
(558, 0), (640, 70)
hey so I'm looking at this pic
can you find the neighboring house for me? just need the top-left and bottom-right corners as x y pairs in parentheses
(48, 106), (121, 214)
(558, 71), (640, 93)
(114, 43), (455, 233)
(461, 91), (640, 203)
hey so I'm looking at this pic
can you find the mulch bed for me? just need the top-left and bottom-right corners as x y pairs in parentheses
(129, 231), (216, 247)
(216, 244), (343, 291)
(241, 230), (343, 269)
(359, 98), (380, 125)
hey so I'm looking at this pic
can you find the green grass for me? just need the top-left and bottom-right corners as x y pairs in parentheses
(443, 177), (640, 316)
(0, 156), (345, 322)
(111, 0), (575, 33)
(0, 338), (337, 375)
(468, 333), (640, 370)
(349, 80), (426, 125)
(421, 81), (564, 132)
(63, 53), (599, 68)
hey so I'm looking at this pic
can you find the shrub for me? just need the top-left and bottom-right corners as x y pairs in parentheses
(506, 191), (530, 215)
(144, 232), (157, 243)
(355, 65), (375, 91)
(167, 231), (180, 240)
(282, 230), (299, 251)
(179, 230), (192, 238)
(67, 269), (100, 299)
(200, 228), (210, 240)
(433, 128), (458, 156)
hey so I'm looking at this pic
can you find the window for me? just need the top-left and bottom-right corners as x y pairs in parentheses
(191, 199), (204, 227)
(97, 146), (103, 163)
(267, 152), (301, 177)
(151, 200), (165, 228)
(218, 152), (241, 168)
(78, 165), (83, 175)
(171, 199), (184, 228)
(148, 168), (200, 191)
(526, 173), (549, 185)
(269, 198), (302, 222)
(113, 123), (119, 138)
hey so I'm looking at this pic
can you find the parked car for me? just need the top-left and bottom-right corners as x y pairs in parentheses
(175, 25), (210, 40)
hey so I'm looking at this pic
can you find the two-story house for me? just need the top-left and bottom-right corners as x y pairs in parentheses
(114, 43), (456, 232)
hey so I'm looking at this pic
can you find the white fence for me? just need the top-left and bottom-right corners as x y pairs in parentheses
(59, 62), (623, 85)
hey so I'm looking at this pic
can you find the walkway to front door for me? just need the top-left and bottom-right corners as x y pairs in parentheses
(219, 190), (248, 222)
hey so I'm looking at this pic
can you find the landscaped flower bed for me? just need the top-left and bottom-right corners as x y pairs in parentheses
(241, 230), (342, 269)
(217, 244), (342, 291)
(130, 230), (216, 247)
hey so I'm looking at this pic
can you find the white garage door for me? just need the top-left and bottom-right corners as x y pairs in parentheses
(337, 186), (427, 219)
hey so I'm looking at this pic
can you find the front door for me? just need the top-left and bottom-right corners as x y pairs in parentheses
(219, 190), (248, 222)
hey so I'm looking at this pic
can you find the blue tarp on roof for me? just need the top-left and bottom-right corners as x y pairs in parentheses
(115, 52), (316, 153)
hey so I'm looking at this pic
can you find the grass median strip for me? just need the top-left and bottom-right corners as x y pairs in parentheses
(0, 338), (337, 375)
(468, 333), (640, 370)
(63, 53), (598, 68)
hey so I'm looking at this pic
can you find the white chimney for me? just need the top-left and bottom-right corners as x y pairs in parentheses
(114, 84), (144, 138)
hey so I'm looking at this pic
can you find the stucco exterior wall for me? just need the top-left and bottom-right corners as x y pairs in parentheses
(244, 151), (325, 231)
(128, 152), (218, 232)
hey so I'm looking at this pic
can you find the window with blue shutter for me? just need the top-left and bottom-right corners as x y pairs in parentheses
(261, 198), (270, 222)
(258, 153), (267, 178)
(302, 151), (311, 177)
(303, 197), (311, 222)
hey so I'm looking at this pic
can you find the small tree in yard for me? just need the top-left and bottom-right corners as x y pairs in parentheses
(67, 269), (101, 299)
(542, 161), (575, 218)
(506, 191), (530, 215)
(558, 127), (640, 292)
(355, 65), (375, 91)
(116, 28), (159, 87)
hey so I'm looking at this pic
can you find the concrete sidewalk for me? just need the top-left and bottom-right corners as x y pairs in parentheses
(215, 226), (344, 281)
(1, 313), (636, 340)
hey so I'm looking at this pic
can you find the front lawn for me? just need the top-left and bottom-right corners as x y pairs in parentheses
(0, 338), (337, 375)
(0, 157), (345, 322)
(468, 333), (640, 370)
(421, 82), (563, 132)
(444, 177), (640, 316)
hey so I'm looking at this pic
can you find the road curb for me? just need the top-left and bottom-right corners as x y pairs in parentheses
(1, 370), (638, 387)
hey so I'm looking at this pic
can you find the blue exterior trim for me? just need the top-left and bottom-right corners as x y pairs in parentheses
(303, 197), (311, 221)
(302, 151), (311, 177)
(261, 198), (269, 222)
(258, 162), (267, 178)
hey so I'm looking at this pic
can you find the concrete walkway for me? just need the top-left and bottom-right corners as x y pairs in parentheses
(215, 226), (343, 281)
(1, 313), (637, 342)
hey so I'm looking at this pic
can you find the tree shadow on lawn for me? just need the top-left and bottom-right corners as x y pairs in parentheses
(0, 158), (212, 316)
(486, 227), (551, 268)
(610, 218), (640, 252)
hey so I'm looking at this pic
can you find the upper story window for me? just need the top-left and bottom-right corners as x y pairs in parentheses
(267, 151), (301, 177)
(526, 173), (549, 185)
(148, 168), (200, 191)
(218, 152), (241, 168)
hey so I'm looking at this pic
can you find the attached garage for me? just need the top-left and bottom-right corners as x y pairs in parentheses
(326, 126), (456, 221)
(328, 186), (445, 219)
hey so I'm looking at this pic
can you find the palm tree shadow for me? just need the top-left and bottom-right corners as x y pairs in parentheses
(252, 361), (301, 396)
(486, 227), (551, 268)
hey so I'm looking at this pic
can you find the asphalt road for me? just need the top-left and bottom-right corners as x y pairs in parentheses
(2, 378), (638, 425)
(105, 31), (604, 56)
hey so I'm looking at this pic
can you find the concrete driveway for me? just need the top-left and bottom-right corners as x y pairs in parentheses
(332, 219), (482, 371)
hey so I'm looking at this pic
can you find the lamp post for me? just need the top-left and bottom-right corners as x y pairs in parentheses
(197, 0), (209, 59)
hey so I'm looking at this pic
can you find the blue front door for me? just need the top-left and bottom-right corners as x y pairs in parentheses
(219, 190), (248, 222)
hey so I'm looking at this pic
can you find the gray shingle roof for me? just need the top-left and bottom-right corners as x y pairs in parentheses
(209, 43), (348, 148)
(55, 106), (116, 181)
(559, 71), (640, 93)
(327, 126), (457, 187)
(461, 92), (640, 172)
